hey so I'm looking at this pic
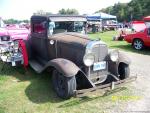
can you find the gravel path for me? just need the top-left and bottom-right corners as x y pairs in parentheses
(122, 52), (150, 112)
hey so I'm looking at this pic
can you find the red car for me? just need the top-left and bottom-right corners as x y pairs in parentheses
(124, 18), (150, 50)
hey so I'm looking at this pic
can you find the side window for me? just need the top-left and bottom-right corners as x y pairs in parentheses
(74, 22), (84, 32)
(53, 22), (68, 34)
(32, 21), (46, 34)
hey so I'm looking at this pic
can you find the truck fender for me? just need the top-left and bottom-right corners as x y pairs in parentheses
(46, 58), (94, 88)
(108, 51), (131, 76)
(118, 51), (131, 65)
(46, 58), (80, 77)
(29, 58), (95, 88)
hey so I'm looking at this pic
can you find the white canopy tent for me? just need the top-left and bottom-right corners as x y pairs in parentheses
(87, 12), (117, 21)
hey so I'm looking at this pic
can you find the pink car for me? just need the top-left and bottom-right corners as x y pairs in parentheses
(0, 17), (29, 41)
(0, 17), (30, 65)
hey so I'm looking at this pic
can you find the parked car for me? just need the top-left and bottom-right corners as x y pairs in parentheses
(0, 15), (135, 99)
(0, 20), (29, 41)
(0, 18), (29, 62)
(124, 21), (150, 50)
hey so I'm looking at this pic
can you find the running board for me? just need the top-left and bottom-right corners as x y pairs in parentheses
(29, 60), (44, 73)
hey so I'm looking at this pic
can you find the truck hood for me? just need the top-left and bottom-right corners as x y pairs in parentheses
(0, 27), (29, 40)
(51, 32), (92, 47)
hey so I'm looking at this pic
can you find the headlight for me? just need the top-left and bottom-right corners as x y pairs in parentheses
(110, 50), (119, 62)
(0, 36), (10, 41)
(83, 53), (95, 66)
(11, 41), (19, 52)
(13, 41), (19, 50)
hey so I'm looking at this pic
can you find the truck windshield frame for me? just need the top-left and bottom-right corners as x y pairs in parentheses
(49, 21), (86, 34)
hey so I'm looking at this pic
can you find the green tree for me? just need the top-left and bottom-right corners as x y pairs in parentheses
(4, 19), (29, 24)
(4, 19), (18, 24)
(33, 10), (52, 15)
(58, 8), (79, 15)
(96, 0), (150, 22)
(58, 8), (66, 14)
(119, 8), (125, 21)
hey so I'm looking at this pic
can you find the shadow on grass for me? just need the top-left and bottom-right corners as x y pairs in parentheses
(111, 44), (150, 55)
(24, 72), (64, 104)
(0, 107), (5, 113)
(0, 62), (37, 81)
(0, 63), (63, 104)
(58, 87), (127, 108)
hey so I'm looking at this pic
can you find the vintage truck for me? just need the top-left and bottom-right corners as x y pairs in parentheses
(0, 15), (136, 99)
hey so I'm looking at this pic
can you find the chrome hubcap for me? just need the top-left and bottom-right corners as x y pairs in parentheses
(134, 40), (143, 50)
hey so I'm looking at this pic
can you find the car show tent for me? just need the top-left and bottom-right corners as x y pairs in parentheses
(86, 12), (117, 21)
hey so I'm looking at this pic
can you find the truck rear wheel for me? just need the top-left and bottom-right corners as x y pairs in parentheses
(52, 69), (76, 99)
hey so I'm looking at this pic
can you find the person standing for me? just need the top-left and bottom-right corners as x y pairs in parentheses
(49, 21), (55, 36)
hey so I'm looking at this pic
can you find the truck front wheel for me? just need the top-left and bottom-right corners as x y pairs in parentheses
(118, 63), (130, 80)
(52, 69), (76, 99)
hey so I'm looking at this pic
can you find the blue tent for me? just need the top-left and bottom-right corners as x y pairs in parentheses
(87, 12), (117, 21)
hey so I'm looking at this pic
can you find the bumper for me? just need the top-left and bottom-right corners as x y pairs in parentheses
(0, 53), (23, 66)
(0, 41), (24, 66)
(74, 76), (137, 97)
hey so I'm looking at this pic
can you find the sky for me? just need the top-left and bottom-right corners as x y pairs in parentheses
(0, 0), (131, 20)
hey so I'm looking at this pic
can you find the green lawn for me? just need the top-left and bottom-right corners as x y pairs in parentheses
(0, 31), (147, 113)
(0, 66), (135, 113)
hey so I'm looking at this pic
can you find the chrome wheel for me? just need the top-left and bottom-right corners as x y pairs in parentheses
(133, 39), (144, 50)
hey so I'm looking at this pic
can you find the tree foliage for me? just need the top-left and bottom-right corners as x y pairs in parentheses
(4, 19), (29, 24)
(33, 10), (52, 15)
(96, 0), (150, 22)
(58, 8), (79, 15)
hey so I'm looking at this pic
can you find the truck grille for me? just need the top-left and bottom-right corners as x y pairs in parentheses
(90, 44), (108, 83)
(92, 44), (108, 62)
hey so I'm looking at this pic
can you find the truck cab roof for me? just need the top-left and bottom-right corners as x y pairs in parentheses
(31, 15), (87, 22)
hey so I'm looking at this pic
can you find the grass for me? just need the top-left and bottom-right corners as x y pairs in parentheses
(0, 66), (135, 113)
(0, 31), (147, 113)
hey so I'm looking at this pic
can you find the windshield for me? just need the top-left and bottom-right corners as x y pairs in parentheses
(145, 22), (150, 28)
(0, 19), (5, 27)
(48, 21), (85, 35)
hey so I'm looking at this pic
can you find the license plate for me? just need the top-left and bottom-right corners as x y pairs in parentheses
(93, 61), (106, 71)
(12, 61), (16, 66)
